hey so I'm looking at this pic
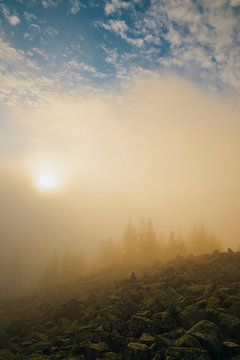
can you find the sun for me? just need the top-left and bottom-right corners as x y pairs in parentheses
(28, 156), (69, 193)
(35, 173), (60, 192)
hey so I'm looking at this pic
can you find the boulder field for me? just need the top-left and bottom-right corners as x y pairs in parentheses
(1, 250), (240, 359)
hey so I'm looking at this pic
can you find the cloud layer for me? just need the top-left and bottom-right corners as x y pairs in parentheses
(0, 0), (239, 109)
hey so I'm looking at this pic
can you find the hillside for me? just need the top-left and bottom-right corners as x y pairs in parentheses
(1, 250), (240, 359)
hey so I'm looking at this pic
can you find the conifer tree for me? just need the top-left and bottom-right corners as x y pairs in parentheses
(42, 250), (60, 287)
(139, 219), (159, 265)
(95, 238), (121, 269)
(122, 219), (138, 265)
(188, 222), (221, 255)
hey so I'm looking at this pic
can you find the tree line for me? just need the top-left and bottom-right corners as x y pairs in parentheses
(95, 219), (220, 270)
(43, 219), (221, 287)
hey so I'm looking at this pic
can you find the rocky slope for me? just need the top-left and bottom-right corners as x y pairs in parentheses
(1, 250), (240, 359)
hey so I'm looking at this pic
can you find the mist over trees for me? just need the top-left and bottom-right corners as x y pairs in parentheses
(42, 219), (221, 287)
(94, 220), (221, 272)
(0, 219), (222, 300)
(42, 250), (87, 288)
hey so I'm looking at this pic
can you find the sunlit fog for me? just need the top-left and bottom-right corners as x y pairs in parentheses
(0, 74), (240, 299)
(0, 0), (240, 302)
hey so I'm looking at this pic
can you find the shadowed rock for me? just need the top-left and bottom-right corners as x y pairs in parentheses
(165, 346), (211, 359)
(187, 320), (223, 359)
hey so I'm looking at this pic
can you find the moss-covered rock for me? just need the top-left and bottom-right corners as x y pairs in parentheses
(86, 342), (110, 360)
(154, 335), (172, 350)
(221, 341), (240, 358)
(165, 346), (211, 360)
(21, 341), (51, 356)
(129, 316), (153, 337)
(152, 311), (177, 333)
(28, 357), (49, 360)
(174, 334), (202, 349)
(206, 308), (240, 339)
(179, 307), (205, 328)
(104, 352), (121, 359)
(125, 342), (149, 360)
(162, 328), (186, 341)
(0, 350), (18, 360)
(187, 320), (223, 359)
(139, 333), (155, 346)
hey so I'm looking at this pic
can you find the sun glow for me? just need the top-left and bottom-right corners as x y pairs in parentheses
(28, 155), (70, 193)
(35, 172), (61, 192)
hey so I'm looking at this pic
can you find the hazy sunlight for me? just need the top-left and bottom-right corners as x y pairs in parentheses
(35, 172), (61, 192)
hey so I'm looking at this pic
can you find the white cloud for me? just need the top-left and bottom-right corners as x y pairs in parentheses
(44, 26), (58, 36)
(103, 19), (128, 37)
(0, 37), (106, 108)
(0, 4), (21, 26)
(102, 20), (144, 47)
(29, 24), (41, 33)
(42, 0), (60, 8)
(166, 26), (182, 46)
(69, 0), (81, 14)
(0, 38), (53, 108)
(65, 60), (106, 78)
(23, 11), (37, 22)
(22, 24), (41, 41)
(125, 37), (144, 47)
(23, 33), (34, 41)
(144, 34), (160, 45)
(229, 0), (240, 6)
(7, 15), (21, 26)
(67, 60), (96, 73)
(129, 0), (240, 93)
(102, 46), (119, 65)
(0, 39), (22, 63)
(32, 47), (49, 60)
(202, 0), (227, 8)
(105, 0), (129, 15)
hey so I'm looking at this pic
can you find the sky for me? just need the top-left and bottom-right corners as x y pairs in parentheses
(0, 0), (239, 107)
(0, 0), (240, 288)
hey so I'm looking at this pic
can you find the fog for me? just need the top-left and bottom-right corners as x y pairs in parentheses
(1, 74), (240, 299)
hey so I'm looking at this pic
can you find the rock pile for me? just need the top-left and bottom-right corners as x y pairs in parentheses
(1, 251), (240, 359)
